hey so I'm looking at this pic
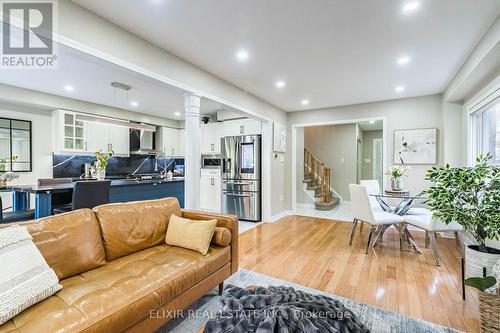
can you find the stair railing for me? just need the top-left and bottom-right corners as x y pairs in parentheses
(304, 148), (333, 204)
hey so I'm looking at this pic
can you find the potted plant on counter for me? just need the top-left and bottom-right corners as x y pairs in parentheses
(94, 150), (113, 181)
(425, 153), (500, 278)
(385, 165), (410, 191)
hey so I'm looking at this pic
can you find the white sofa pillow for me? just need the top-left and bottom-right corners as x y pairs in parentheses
(0, 225), (62, 325)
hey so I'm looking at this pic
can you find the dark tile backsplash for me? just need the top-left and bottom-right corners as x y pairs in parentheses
(53, 154), (184, 178)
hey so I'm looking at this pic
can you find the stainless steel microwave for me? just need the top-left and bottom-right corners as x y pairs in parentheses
(201, 154), (221, 169)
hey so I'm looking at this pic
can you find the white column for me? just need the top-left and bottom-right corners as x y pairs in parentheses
(184, 93), (201, 209)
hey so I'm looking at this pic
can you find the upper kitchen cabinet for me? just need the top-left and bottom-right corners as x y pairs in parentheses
(223, 118), (261, 137)
(201, 122), (223, 154)
(53, 110), (86, 153)
(161, 127), (184, 157)
(52, 110), (129, 156)
(107, 126), (130, 156)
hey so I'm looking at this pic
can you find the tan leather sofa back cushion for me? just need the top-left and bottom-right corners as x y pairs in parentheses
(26, 209), (106, 280)
(94, 197), (181, 261)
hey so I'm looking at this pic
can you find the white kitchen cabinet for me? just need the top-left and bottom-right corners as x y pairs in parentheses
(200, 169), (221, 212)
(53, 110), (87, 153)
(86, 123), (129, 156)
(201, 122), (223, 153)
(108, 126), (130, 156)
(53, 110), (129, 156)
(86, 122), (108, 153)
(162, 127), (185, 157)
(223, 118), (261, 137)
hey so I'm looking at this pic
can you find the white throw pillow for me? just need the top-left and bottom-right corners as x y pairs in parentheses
(0, 225), (62, 325)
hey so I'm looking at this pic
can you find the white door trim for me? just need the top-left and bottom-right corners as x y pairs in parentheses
(291, 117), (387, 212)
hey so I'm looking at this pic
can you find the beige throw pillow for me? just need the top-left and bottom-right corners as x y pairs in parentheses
(166, 215), (217, 255)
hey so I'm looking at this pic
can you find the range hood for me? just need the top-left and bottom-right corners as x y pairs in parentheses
(130, 128), (163, 155)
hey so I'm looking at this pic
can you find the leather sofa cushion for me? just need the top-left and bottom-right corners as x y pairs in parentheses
(93, 198), (182, 261)
(25, 209), (106, 280)
(212, 227), (231, 247)
(0, 244), (230, 333)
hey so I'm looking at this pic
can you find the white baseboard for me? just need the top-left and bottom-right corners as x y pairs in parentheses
(268, 210), (292, 222)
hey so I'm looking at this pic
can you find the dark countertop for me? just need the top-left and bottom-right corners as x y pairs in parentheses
(8, 177), (185, 194)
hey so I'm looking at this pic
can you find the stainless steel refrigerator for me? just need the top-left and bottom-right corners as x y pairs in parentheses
(221, 135), (261, 221)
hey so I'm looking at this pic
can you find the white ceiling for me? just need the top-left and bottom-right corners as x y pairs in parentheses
(73, 0), (500, 112)
(0, 44), (225, 119)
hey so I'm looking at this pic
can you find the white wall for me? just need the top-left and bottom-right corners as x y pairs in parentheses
(304, 124), (358, 200)
(0, 104), (54, 209)
(288, 94), (443, 201)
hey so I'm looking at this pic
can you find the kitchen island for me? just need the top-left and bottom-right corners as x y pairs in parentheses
(9, 178), (185, 218)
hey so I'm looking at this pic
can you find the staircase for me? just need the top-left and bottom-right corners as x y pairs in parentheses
(303, 148), (340, 210)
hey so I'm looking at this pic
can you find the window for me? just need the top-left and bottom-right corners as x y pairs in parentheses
(0, 117), (32, 172)
(470, 99), (500, 165)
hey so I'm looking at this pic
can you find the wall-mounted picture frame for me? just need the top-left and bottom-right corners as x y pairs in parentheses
(273, 123), (286, 153)
(394, 128), (437, 165)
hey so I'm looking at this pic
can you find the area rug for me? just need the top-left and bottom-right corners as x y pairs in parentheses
(158, 268), (462, 333)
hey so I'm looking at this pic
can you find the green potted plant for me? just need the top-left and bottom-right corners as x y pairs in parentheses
(425, 154), (500, 278)
(385, 165), (410, 191)
(94, 150), (113, 180)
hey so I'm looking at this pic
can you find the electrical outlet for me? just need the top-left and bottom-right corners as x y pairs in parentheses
(279, 193), (284, 202)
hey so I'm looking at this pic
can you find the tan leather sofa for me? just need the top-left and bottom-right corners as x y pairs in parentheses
(0, 197), (238, 333)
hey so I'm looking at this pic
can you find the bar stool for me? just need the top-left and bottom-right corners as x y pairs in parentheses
(53, 180), (111, 214)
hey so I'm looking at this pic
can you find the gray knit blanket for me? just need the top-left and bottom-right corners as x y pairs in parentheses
(203, 285), (370, 333)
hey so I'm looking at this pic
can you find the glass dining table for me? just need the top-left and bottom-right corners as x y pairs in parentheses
(369, 191), (427, 253)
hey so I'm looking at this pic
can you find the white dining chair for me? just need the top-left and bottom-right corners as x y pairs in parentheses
(404, 214), (463, 266)
(349, 184), (405, 253)
(360, 179), (430, 215)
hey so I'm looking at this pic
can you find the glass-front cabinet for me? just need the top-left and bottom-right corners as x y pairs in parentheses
(53, 110), (87, 153)
(63, 112), (85, 151)
(0, 117), (32, 172)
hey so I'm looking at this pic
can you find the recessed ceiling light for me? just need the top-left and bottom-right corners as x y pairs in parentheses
(130, 101), (139, 107)
(236, 49), (249, 61)
(275, 80), (286, 89)
(63, 85), (74, 92)
(395, 86), (405, 92)
(369, 120), (375, 124)
(397, 56), (411, 65)
(301, 99), (310, 106)
(402, 1), (419, 13)
(174, 111), (181, 117)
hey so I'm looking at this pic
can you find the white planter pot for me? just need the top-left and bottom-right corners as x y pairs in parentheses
(465, 245), (500, 278)
(96, 169), (106, 181)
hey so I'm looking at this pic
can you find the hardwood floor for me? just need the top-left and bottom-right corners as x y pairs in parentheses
(239, 215), (480, 333)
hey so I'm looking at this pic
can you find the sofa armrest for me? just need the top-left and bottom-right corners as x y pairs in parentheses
(181, 210), (238, 274)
